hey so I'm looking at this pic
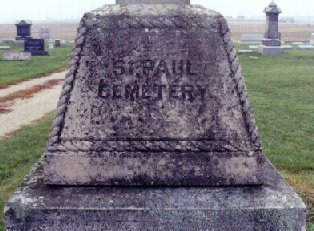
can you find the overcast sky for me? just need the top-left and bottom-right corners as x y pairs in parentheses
(0, 0), (313, 23)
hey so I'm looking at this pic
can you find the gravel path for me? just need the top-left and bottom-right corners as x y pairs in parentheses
(0, 72), (65, 139)
(0, 72), (65, 97)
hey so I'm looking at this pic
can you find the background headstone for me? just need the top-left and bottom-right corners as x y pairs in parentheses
(15, 20), (32, 41)
(48, 39), (54, 49)
(54, 39), (61, 47)
(240, 34), (263, 44)
(1, 40), (15, 45)
(262, 1), (282, 46)
(310, 33), (314, 45)
(40, 27), (51, 40)
(0, 46), (10, 50)
(24, 39), (48, 56)
(3, 52), (31, 61)
(238, 49), (253, 54)
(259, 1), (284, 56)
(281, 44), (292, 50)
(298, 44), (314, 50)
(248, 45), (259, 50)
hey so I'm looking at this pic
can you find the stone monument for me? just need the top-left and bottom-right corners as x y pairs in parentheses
(24, 39), (48, 56)
(3, 52), (31, 61)
(5, 0), (306, 230)
(258, 1), (284, 56)
(310, 33), (314, 45)
(54, 39), (61, 47)
(15, 20), (32, 41)
(40, 27), (51, 40)
(48, 39), (54, 49)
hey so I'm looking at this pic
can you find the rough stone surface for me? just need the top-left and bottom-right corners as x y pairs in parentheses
(5, 158), (306, 231)
(258, 45), (284, 56)
(44, 3), (264, 186)
(117, 0), (190, 4)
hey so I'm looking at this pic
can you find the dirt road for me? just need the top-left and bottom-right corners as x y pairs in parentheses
(0, 72), (65, 139)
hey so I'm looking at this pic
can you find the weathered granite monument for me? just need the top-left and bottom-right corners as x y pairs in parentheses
(15, 20), (32, 41)
(5, 0), (306, 230)
(258, 1), (284, 56)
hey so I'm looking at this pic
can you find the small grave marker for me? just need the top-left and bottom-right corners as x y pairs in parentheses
(298, 44), (314, 50)
(3, 52), (31, 61)
(40, 27), (51, 40)
(54, 39), (61, 47)
(0, 46), (10, 50)
(240, 34), (263, 44)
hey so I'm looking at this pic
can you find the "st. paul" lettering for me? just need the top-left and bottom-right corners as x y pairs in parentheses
(112, 60), (197, 77)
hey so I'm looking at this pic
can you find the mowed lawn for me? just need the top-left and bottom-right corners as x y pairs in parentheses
(0, 46), (313, 230)
(0, 43), (72, 87)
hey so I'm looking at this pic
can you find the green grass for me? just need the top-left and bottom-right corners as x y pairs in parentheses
(237, 45), (314, 228)
(0, 113), (55, 230)
(0, 44), (72, 87)
(0, 46), (313, 229)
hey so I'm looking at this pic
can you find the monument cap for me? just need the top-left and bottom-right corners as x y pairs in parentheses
(117, 0), (190, 4)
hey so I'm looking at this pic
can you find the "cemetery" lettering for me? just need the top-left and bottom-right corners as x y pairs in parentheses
(98, 81), (207, 102)
(97, 60), (206, 102)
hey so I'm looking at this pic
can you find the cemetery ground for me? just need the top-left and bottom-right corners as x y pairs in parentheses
(0, 46), (313, 230)
(0, 43), (72, 87)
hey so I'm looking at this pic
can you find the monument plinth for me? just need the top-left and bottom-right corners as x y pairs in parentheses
(44, 2), (262, 187)
(5, 0), (306, 230)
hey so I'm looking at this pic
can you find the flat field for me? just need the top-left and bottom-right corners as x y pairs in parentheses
(0, 22), (314, 42)
(0, 47), (313, 230)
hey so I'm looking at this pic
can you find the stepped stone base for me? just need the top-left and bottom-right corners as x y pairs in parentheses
(262, 39), (281, 46)
(258, 45), (284, 56)
(5, 158), (306, 231)
(28, 51), (49, 56)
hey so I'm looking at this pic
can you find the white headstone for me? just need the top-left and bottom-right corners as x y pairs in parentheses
(238, 49), (253, 54)
(40, 27), (51, 40)
(48, 39), (54, 49)
(310, 33), (314, 45)
(3, 52), (32, 61)
(249, 45), (259, 50)
(0, 46), (10, 50)
(298, 44), (314, 50)
(281, 45), (292, 50)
